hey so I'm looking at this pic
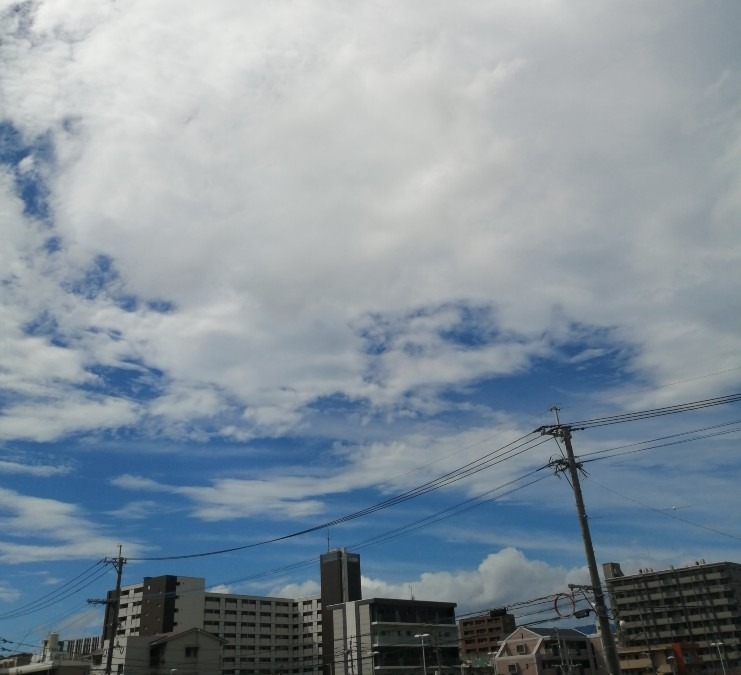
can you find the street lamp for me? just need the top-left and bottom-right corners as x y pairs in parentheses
(710, 642), (727, 675)
(415, 633), (430, 675)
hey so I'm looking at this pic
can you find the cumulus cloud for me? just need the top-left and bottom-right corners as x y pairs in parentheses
(265, 549), (585, 616)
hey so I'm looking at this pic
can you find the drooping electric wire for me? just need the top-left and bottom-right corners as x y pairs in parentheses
(128, 431), (544, 561)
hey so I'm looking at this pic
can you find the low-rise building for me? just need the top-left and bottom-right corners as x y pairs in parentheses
(96, 627), (225, 675)
(493, 627), (603, 675)
(459, 609), (516, 664)
(0, 634), (90, 675)
(328, 597), (459, 675)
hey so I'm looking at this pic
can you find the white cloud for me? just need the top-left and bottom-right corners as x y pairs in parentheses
(0, 396), (139, 442)
(208, 584), (233, 595)
(0, 0), (738, 442)
(361, 548), (588, 616)
(107, 417), (550, 522)
(0, 0), (739, 646)
(270, 580), (320, 599)
(110, 475), (164, 491)
(106, 500), (164, 520)
(0, 459), (71, 477)
(0, 488), (144, 563)
(267, 548), (585, 615)
(0, 581), (21, 603)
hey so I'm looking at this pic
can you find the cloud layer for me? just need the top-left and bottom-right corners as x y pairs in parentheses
(1, 0), (740, 647)
(1, 0), (739, 444)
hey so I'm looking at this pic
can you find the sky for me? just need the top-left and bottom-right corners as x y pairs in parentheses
(1, 0), (741, 653)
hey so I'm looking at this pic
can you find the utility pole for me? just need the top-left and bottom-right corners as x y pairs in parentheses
(88, 547), (126, 675)
(539, 411), (622, 675)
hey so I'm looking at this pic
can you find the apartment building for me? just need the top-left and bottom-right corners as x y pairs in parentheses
(101, 575), (323, 675)
(603, 560), (741, 675)
(202, 591), (322, 675)
(458, 609), (516, 664)
(328, 597), (459, 675)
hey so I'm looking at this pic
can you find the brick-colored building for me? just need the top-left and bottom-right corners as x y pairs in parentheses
(459, 609), (516, 664)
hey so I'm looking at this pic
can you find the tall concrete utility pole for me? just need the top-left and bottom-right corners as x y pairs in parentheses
(103, 547), (126, 675)
(539, 411), (622, 675)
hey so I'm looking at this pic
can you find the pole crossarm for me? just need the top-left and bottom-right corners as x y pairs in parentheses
(568, 584), (596, 591)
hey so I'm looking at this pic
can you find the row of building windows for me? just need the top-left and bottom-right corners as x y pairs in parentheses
(222, 669), (316, 674)
(217, 645), (315, 652)
(204, 597), (318, 608)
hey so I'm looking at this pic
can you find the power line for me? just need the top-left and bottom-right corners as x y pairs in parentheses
(556, 392), (741, 430)
(218, 463), (552, 589)
(582, 424), (741, 464)
(0, 561), (109, 621)
(128, 430), (543, 561)
(588, 479), (741, 543)
(6, 391), (739, 636)
(579, 418), (741, 460)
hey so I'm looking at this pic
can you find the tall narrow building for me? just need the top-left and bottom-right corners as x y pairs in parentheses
(320, 549), (362, 674)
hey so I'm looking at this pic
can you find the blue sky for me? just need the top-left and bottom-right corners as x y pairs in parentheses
(1, 0), (741, 653)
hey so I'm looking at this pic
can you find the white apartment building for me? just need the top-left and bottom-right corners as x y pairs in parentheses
(102, 575), (323, 675)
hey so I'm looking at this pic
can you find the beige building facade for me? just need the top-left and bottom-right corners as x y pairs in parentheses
(493, 627), (603, 675)
(604, 561), (741, 675)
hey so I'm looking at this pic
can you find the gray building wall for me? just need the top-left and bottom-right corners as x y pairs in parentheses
(330, 598), (459, 675)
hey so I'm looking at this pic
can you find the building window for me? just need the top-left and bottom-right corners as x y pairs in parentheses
(185, 646), (199, 658)
(508, 666), (518, 674)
